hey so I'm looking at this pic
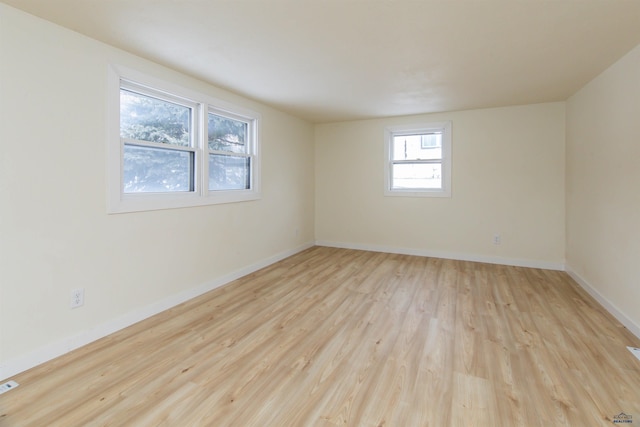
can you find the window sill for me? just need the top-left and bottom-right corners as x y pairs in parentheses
(107, 190), (261, 214)
(384, 189), (451, 198)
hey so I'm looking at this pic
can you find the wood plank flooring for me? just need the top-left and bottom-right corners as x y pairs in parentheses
(1, 247), (640, 426)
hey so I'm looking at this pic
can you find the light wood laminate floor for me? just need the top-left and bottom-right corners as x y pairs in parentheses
(2, 247), (640, 426)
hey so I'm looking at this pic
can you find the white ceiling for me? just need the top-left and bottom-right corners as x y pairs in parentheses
(4, 0), (640, 123)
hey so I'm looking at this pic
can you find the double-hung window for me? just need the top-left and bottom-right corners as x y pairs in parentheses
(120, 83), (197, 194)
(207, 111), (252, 191)
(108, 65), (260, 213)
(384, 122), (452, 197)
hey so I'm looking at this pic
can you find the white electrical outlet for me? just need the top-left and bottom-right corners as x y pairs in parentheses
(493, 233), (501, 245)
(71, 288), (84, 308)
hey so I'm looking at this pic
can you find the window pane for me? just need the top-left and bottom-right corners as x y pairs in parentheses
(209, 154), (250, 191)
(124, 145), (193, 193)
(208, 113), (247, 153)
(120, 89), (191, 147)
(392, 133), (442, 161)
(392, 163), (442, 189)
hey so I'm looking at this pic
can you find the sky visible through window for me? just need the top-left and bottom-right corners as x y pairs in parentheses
(392, 133), (442, 189)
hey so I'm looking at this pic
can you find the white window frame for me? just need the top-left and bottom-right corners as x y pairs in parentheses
(107, 65), (261, 213)
(206, 107), (256, 192)
(384, 121), (452, 198)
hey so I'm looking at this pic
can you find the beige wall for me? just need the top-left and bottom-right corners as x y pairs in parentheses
(566, 44), (640, 335)
(0, 5), (315, 374)
(315, 103), (566, 268)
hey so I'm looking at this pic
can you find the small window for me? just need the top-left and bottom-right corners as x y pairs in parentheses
(384, 122), (452, 197)
(208, 112), (252, 191)
(108, 65), (261, 213)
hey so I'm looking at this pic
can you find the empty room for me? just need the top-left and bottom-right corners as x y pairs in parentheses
(1, 1), (640, 426)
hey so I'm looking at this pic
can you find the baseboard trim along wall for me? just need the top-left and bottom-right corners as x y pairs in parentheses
(0, 242), (315, 382)
(565, 265), (640, 340)
(315, 240), (566, 271)
(318, 241), (640, 340)
(5, 243), (637, 381)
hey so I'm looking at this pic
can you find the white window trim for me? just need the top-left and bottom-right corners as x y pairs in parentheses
(384, 121), (452, 198)
(107, 64), (261, 214)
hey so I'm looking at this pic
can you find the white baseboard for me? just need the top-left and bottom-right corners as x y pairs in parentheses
(565, 265), (640, 340)
(315, 240), (565, 271)
(0, 242), (314, 382)
(7, 243), (636, 382)
(317, 241), (639, 340)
